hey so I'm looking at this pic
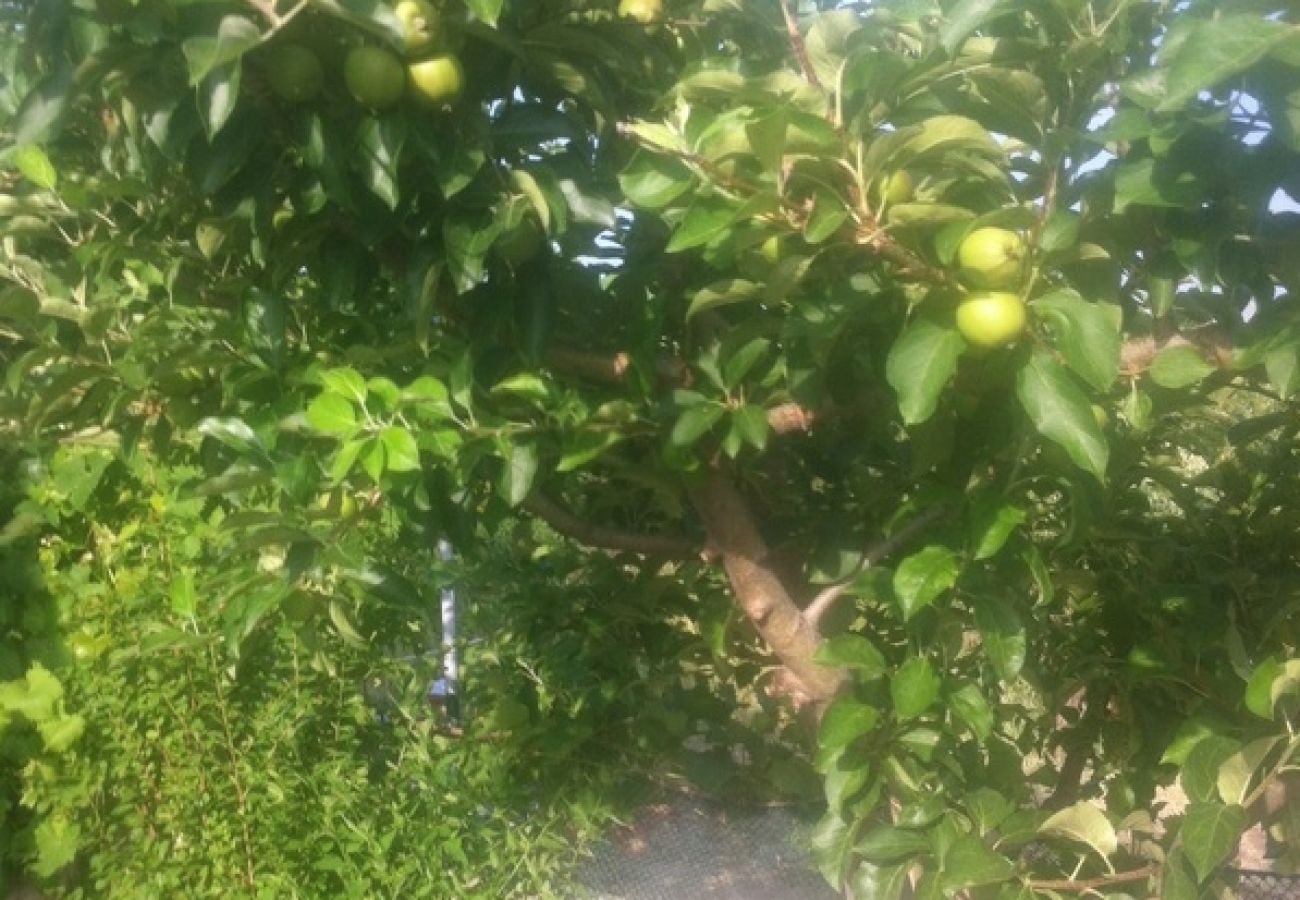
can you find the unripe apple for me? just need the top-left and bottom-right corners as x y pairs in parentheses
(956, 291), (1026, 349)
(880, 170), (913, 205)
(618, 0), (662, 24)
(395, 0), (442, 53)
(957, 227), (1026, 288)
(266, 44), (325, 102)
(344, 46), (407, 110)
(408, 54), (464, 105)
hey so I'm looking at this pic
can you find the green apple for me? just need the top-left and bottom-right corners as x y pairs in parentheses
(344, 46), (406, 110)
(395, 0), (442, 52)
(957, 226), (1026, 288)
(618, 0), (662, 23)
(956, 291), (1026, 349)
(880, 170), (913, 205)
(408, 54), (464, 105)
(266, 44), (324, 102)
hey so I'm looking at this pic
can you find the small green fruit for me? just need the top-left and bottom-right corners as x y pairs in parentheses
(956, 291), (1026, 349)
(618, 0), (662, 23)
(408, 54), (464, 105)
(957, 226), (1026, 288)
(344, 46), (407, 110)
(266, 44), (325, 102)
(880, 170), (914, 205)
(395, 0), (442, 52)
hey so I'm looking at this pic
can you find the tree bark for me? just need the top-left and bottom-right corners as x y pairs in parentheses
(687, 466), (846, 704)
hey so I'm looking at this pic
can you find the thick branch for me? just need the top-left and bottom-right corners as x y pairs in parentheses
(523, 492), (700, 558)
(803, 506), (947, 629)
(1026, 865), (1158, 892)
(688, 467), (846, 704)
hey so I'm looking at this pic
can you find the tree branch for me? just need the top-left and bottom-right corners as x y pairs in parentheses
(523, 492), (701, 558)
(1026, 864), (1158, 892)
(803, 506), (947, 629)
(688, 466), (846, 704)
(779, 0), (822, 89)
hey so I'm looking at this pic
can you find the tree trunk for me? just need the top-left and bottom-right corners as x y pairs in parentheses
(687, 466), (846, 705)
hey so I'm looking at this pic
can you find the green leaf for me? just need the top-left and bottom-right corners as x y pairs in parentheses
(811, 810), (854, 888)
(490, 372), (552, 403)
(886, 318), (966, 425)
(619, 151), (694, 209)
(858, 826), (931, 864)
(1150, 344), (1216, 389)
(200, 62), (242, 139)
(465, 0), (504, 26)
(941, 835), (1014, 891)
(818, 697), (881, 752)
(1114, 158), (1204, 213)
(1264, 341), (1300, 399)
(966, 788), (1014, 834)
(1031, 290), (1121, 393)
(687, 279), (760, 321)
(181, 15), (263, 86)
(197, 416), (265, 453)
(733, 405), (769, 451)
(321, 367), (369, 402)
(33, 815), (80, 878)
(380, 427), (420, 473)
(356, 115), (406, 210)
(670, 404), (725, 448)
(307, 394), (358, 435)
(557, 431), (622, 473)
(1156, 17), (1296, 113)
(814, 635), (887, 674)
(893, 546), (960, 621)
(13, 145), (57, 190)
(1217, 737), (1279, 806)
(949, 684), (993, 741)
(824, 755), (874, 813)
(940, 0), (1011, 55)
(170, 569), (197, 617)
(12, 69), (74, 146)
(1163, 850), (1199, 900)
(891, 656), (941, 720)
(500, 441), (538, 507)
(1016, 351), (1108, 481)
(328, 600), (367, 647)
(38, 713), (85, 753)
(1183, 736), (1241, 803)
(1038, 802), (1117, 860)
(850, 862), (910, 900)
(1180, 802), (1248, 883)
(974, 596), (1025, 681)
(968, 494), (1025, 561)
(666, 198), (738, 253)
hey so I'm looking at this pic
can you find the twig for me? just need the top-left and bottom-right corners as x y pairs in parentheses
(1026, 864), (1158, 892)
(523, 491), (702, 559)
(779, 0), (822, 89)
(803, 506), (947, 628)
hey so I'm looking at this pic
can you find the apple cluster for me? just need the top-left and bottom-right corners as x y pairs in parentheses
(953, 227), (1027, 350)
(264, 0), (466, 111)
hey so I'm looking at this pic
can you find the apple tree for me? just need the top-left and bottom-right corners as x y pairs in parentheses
(3, 0), (1300, 895)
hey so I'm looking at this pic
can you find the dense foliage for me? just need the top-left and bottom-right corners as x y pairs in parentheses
(3, 0), (1300, 896)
